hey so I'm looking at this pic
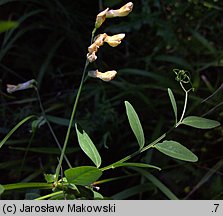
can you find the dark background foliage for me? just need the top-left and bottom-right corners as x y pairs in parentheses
(0, 0), (222, 199)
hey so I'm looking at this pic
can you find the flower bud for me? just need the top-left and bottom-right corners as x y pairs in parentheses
(104, 33), (125, 47)
(95, 8), (109, 29)
(88, 70), (117, 82)
(7, 79), (36, 93)
(106, 2), (133, 18)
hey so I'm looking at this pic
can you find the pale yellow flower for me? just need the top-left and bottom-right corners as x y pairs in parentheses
(87, 33), (108, 62)
(106, 2), (133, 18)
(88, 43), (99, 54)
(95, 8), (109, 29)
(93, 33), (108, 47)
(88, 70), (117, 82)
(104, 33), (125, 47)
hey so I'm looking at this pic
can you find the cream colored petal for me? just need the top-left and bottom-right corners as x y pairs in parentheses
(105, 33), (125, 41)
(97, 70), (117, 81)
(104, 33), (125, 47)
(98, 70), (117, 82)
(6, 84), (18, 94)
(88, 70), (117, 82)
(87, 52), (97, 63)
(94, 33), (107, 47)
(88, 43), (98, 53)
(95, 8), (109, 28)
(106, 40), (121, 47)
(106, 2), (133, 18)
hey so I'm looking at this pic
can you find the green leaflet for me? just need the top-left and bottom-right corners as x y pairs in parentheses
(182, 116), (220, 129)
(155, 140), (198, 162)
(125, 101), (145, 150)
(75, 124), (101, 168)
(65, 166), (102, 186)
(168, 88), (178, 124)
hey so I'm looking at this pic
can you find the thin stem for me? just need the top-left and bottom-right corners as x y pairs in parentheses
(91, 28), (97, 44)
(55, 60), (89, 181)
(19, 130), (36, 177)
(55, 27), (97, 181)
(175, 82), (188, 127)
(101, 81), (193, 171)
(35, 88), (71, 168)
(99, 0), (103, 11)
(35, 191), (64, 200)
(140, 133), (166, 153)
(100, 133), (166, 172)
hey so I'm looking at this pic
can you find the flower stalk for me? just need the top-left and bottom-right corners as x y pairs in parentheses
(55, 2), (134, 182)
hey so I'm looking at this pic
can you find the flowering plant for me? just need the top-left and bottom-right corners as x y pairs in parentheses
(0, 2), (220, 200)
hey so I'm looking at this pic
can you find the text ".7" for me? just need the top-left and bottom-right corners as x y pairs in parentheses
(212, 204), (220, 213)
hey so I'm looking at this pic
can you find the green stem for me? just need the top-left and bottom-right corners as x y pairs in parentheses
(100, 81), (193, 172)
(35, 191), (64, 200)
(100, 133), (166, 171)
(55, 60), (89, 181)
(19, 130), (36, 177)
(175, 82), (188, 127)
(3, 182), (52, 191)
(140, 133), (166, 153)
(54, 27), (97, 182)
(91, 28), (97, 43)
(35, 88), (71, 168)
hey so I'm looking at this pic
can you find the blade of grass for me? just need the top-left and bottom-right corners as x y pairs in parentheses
(111, 183), (154, 200)
(190, 30), (216, 54)
(3, 182), (52, 191)
(184, 159), (223, 199)
(0, 21), (19, 33)
(37, 38), (64, 88)
(9, 146), (78, 154)
(0, 160), (22, 169)
(46, 115), (74, 127)
(0, 0), (20, 6)
(131, 167), (179, 200)
(2, 9), (44, 47)
(0, 115), (37, 149)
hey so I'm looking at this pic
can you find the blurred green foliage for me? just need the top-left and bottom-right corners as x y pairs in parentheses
(0, 0), (222, 199)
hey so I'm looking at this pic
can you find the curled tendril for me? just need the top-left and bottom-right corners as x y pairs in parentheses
(173, 69), (191, 83)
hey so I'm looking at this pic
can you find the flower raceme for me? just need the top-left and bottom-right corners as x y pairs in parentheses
(87, 2), (133, 82)
(87, 33), (107, 62)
